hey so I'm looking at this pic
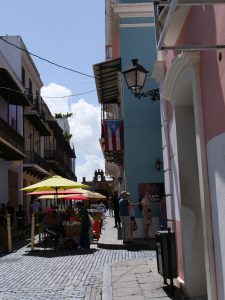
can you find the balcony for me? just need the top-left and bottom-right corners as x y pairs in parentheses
(100, 119), (124, 166)
(24, 100), (51, 136)
(0, 68), (31, 106)
(0, 116), (25, 161)
(154, 0), (225, 51)
(41, 102), (55, 122)
(23, 151), (50, 179)
(47, 120), (75, 158)
(93, 58), (121, 105)
(104, 151), (124, 166)
(44, 150), (68, 177)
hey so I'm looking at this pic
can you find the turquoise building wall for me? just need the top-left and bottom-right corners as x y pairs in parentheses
(120, 10), (164, 216)
(120, 0), (151, 3)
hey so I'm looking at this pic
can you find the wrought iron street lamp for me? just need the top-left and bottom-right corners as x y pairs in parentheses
(122, 58), (160, 101)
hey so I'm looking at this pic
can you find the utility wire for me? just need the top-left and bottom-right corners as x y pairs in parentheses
(0, 86), (96, 99)
(42, 90), (96, 98)
(0, 37), (95, 78)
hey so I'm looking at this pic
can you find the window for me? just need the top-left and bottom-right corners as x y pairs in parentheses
(36, 90), (39, 101)
(21, 67), (25, 86)
(11, 117), (17, 130)
(29, 79), (33, 103)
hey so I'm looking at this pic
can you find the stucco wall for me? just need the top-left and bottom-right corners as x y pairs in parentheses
(120, 17), (164, 228)
(207, 133), (225, 300)
(176, 6), (225, 144)
(0, 36), (22, 79)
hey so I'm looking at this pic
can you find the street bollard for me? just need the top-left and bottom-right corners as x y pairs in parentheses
(6, 214), (12, 253)
(31, 213), (35, 251)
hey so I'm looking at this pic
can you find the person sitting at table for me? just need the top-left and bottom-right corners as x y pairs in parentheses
(76, 201), (91, 249)
(43, 209), (62, 249)
(66, 205), (74, 220)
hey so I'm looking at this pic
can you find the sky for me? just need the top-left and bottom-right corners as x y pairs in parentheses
(0, 1), (106, 182)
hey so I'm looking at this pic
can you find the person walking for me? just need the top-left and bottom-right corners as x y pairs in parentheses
(113, 196), (121, 228)
(76, 202), (91, 249)
(141, 191), (152, 240)
(108, 197), (114, 217)
(16, 205), (26, 240)
(129, 201), (138, 241)
(119, 191), (130, 243)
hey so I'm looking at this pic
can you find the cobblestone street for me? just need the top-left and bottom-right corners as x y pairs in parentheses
(0, 243), (156, 300)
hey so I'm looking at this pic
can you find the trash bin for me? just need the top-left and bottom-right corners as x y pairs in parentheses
(155, 228), (177, 286)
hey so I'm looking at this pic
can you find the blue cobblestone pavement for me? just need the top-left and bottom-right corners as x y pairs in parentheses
(0, 243), (156, 300)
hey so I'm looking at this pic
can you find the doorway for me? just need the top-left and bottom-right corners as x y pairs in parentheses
(175, 82), (207, 298)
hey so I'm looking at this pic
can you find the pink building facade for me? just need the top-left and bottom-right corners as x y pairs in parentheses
(153, 2), (225, 299)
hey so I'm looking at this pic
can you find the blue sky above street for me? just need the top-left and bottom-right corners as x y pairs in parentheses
(0, 1), (105, 181)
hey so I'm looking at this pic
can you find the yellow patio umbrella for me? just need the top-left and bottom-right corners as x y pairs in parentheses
(93, 192), (106, 199)
(21, 175), (89, 193)
(21, 175), (88, 251)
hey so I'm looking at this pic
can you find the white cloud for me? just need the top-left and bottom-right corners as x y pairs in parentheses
(41, 83), (104, 182)
(76, 154), (105, 182)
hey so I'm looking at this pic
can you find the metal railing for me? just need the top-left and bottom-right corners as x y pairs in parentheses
(0, 116), (24, 153)
(24, 151), (50, 172)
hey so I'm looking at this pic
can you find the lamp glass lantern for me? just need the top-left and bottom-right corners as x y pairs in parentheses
(123, 58), (148, 97)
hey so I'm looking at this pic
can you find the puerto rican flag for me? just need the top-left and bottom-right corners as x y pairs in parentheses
(103, 120), (124, 151)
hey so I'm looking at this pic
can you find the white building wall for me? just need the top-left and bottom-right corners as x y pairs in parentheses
(207, 132), (225, 300)
(161, 101), (174, 223)
(169, 116), (181, 222)
(0, 36), (22, 79)
(57, 118), (70, 133)
(0, 36), (25, 206)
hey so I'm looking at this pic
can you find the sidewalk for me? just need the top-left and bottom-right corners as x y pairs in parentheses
(99, 215), (182, 300)
(98, 215), (155, 250)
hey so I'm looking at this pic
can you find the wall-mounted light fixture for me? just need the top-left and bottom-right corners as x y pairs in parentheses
(155, 157), (163, 172)
(122, 58), (160, 101)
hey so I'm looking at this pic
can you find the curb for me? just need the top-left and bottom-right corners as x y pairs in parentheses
(102, 264), (112, 300)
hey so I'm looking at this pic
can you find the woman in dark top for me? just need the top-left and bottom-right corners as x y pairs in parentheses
(76, 202), (91, 249)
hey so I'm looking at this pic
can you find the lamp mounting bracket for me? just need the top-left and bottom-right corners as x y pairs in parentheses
(134, 88), (160, 101)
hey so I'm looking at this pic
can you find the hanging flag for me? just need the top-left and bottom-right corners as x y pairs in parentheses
(103, 120), (124, 151)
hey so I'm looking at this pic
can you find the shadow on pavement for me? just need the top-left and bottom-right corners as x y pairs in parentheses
(117, 227), (122, 240)
(162, 284), (184, 300)
(124, 238), (156, 251)
(0, 237), (31, 258)
(23, 247), (99, 257)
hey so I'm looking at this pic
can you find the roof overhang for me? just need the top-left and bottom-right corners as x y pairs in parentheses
(93, 58), (121, 104)
(23, 164), (50, 179)
(0, 137), (25, 161)
(154, 0), (225, 51)
(0, 68), (31, 106)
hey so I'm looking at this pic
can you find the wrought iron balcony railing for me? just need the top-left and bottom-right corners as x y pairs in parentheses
(0, 116), (24, 153)
(24, 151), (50, 172)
